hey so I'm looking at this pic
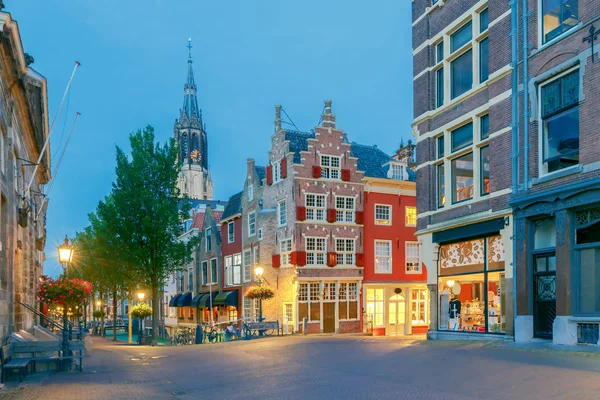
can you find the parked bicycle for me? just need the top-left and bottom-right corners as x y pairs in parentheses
(223, 319), (250, 341)
(172, 327), (195, 345)
(199, 322), (219, 344)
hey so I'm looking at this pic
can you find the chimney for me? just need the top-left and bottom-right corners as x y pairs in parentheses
(275, 105), (282, 133)
(321, 100), (336, 128)
(247, 158), (255, 176)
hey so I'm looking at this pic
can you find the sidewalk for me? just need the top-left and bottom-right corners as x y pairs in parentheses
(0, 337), (178, 400)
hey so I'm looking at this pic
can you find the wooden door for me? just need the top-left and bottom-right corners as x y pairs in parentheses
(323, 303), (335, 333)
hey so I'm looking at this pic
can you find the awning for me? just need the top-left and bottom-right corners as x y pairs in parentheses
(176, 292), (193, 307)
(190, 293), (204, 308)
(197, 292), (217, 308)
(213, 290), (238, 307)
(168, 294), (181, 307)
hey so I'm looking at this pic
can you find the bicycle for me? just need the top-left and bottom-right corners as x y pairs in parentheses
(173, 327), (195, 345)
(200, 322), (218, 344)
(223, 320), (250, 341)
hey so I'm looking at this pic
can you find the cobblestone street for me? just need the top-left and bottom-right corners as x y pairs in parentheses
(2, 336), (600, 400)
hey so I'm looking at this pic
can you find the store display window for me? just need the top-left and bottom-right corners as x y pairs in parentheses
(438, 235), (506, 333)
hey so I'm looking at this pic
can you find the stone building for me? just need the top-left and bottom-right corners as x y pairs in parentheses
(0, 12), (51, 340)
(174, 42), (213, 200)
(510, 0), (600, 345)
(412, 0), (514, 340)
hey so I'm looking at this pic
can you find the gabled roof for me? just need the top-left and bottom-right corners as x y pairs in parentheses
(285, 130), (315, 164)
(191, 211), (205, 230)
(221, 191), (243, 222)
(350, 143), (394, 179)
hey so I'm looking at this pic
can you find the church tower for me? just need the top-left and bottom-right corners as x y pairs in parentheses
(175, 39), (213, 200)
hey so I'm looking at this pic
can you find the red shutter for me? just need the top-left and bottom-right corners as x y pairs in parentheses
(266, 165), (273, 185)
(327, 252), (337, 267)
(355, 211), (364, 224)
(272, 254), (281, 268)
(341, 169), (351, 181)
(297, 206), (307, 221)
(312, 166), (322, 178)
(290, 251), (297, 265)
(356, 253), (364, 267)
(327, 208), (337, 223)
(296, 251), (307, 266)
(281, 157), (287, 178)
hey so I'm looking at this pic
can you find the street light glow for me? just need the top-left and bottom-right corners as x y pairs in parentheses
(57, 236), (74, 264)
(254, 266), (264, 279)
(138, 292), (145, 301)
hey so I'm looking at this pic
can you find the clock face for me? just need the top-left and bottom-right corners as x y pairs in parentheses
(190, 149), (201, 162)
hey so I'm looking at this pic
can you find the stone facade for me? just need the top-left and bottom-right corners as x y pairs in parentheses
(0, 12), (51, 341)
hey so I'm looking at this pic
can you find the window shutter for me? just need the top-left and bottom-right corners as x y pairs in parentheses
(297, 206), (307, 221)
(312, 166), (322, 178)
(327, 252), (337, 267)
(356, 253), (364, 267)
(327, 208), (337, 223)
(281, 157), (287, 178)
(272, 254), (281, 268)
(296, 251), (307, 266)
(355, 211), (364, 224)
(290, 251), (297, 265)
(266, 165), (273, 185)
(341, 169), (351, 181)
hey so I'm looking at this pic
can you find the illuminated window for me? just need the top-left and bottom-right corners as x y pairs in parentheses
(405, 206), (417, 226)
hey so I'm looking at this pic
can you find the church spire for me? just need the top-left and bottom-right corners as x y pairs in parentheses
(182, 38), (201, 121)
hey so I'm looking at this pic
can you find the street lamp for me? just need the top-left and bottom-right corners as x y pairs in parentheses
(137, 292), (145, 340)
(137, 292), (145, 302)
(254, 266), (264, 322)
(57, 236), (74, 371)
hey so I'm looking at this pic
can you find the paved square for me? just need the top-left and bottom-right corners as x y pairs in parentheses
(3, 336), (600, 399)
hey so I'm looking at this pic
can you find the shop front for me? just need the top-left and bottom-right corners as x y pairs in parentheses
(363, 284), (429, 336)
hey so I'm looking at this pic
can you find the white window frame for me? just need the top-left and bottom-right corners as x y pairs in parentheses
(273, 160), (283, 183)
(243, 296), (252, 321)
(366, 288), (385, 327)
(406, 242), (421, 274)
(305, 193), (326, 221)
(405, 206), (417, 227)
(224, 255), (233, 286)
(298, 283), (321, 322)
(187, 268), (193, 292)
(277, 200), (287, 227)
(390, 164), (404, 180)
(280, 238), (292, 267)
(247, 185), (253, 201)
(335, 196), (355, 223)
(537, 66), (580, 177)
(228, 221), (235, 243)
(248, 211), (256, 237)
(306, 237), (326, 266)
(374, 240), (392, 274)
(243, 249), (252, 283)
(412, 288), (429, 325)
(336, 238), (355, 266)
(375, 204), (392, 226)
(283, 302), (294, 325)
(232, 253), (242, 285)
(205, 227), (212, 252)
(320, 154), (341, 180)
(537, 0), (579, 48)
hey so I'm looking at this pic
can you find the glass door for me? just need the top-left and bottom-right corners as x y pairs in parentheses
(388, 293), (406, 336)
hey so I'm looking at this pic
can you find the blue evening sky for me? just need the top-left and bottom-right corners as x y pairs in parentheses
(11, 0), (413, 277)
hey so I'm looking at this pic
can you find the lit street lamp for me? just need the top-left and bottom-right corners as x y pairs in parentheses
(57, 236), (74, 371)
(254, 266), (264, 322)
(137, 291), (145, 340)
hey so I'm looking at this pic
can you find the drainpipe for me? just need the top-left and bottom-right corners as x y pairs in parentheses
(510, 0), (519, 341)
(522, 0), (530, 190)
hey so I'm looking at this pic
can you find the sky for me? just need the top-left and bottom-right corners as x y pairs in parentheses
(10, 0), (414, 277)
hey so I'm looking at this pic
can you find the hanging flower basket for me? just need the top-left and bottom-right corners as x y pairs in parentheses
(131, 303), (152, 319)
(244, 285), (275, 300)
(92, 310), (104, 319)
(35, 276), (93, 306)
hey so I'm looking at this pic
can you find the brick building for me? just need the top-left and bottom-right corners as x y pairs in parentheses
(412, 0), (514, 339)
(510, 0), (600, 345)
(0, 12), (51, 341)
(361, 146), (428, 336)
(219, 191), (243, 319)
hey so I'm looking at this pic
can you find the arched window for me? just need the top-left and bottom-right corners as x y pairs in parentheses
(191, 133), (199, 152)
(181, 134), (189, 158)
(534, 219), (556, 249)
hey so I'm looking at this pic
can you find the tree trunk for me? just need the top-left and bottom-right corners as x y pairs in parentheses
(152, 280), (158, 346)
(100, 291), (105, 337)
(112, 289), (118, 341)
(128, 291), (133, 344)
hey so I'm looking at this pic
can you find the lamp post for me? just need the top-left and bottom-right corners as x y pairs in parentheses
(137, 292), (145, 339)
(254, 266), (264, 322)
(57, 236), (74, 371)
(96, 299), (103, 336)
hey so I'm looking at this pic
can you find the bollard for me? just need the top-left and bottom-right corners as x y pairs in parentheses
(303, 317), (308, 335)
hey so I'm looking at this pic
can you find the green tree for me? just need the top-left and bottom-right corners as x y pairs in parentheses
(108, 126), (196, 345)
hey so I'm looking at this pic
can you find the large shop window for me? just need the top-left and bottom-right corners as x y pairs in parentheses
(541, 69), (579, 174)
(541, 0), (578, 44)
(298, 283), (321, 322)
(366, 288), (385, 327)
(339, 283), (359, 320)
(438, 235), (506, 333)
(575, 210), (600, 314)
(412, 288), (429, 325)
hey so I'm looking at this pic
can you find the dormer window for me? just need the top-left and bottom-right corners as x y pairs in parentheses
(320, 155), (341, 180)
(390, 164), (405, 180)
